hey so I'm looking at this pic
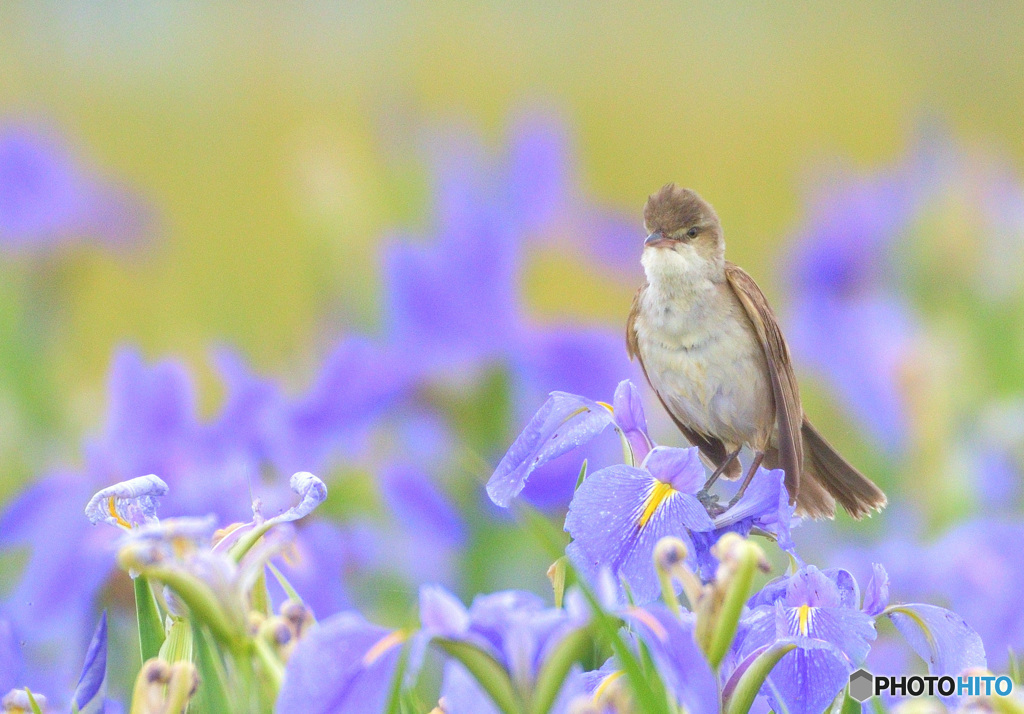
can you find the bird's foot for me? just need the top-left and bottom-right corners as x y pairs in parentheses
(697, 489), (726, 517)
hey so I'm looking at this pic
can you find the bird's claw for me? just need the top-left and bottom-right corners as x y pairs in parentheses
(697, 489), (726, 517)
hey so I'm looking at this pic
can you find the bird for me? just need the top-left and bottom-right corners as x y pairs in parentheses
(626, 183), (886, 519)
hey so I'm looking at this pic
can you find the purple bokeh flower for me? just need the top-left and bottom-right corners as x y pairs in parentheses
(0, 124), (150, 251)
(420, 585), (588, 712)
(277, 612), (409, 714)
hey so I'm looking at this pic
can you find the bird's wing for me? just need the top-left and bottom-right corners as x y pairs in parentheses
(627, 285), (739, 476)
(725, 262), (803, 504)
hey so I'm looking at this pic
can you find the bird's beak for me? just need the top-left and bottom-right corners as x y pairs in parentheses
(645, 231), (670, 248)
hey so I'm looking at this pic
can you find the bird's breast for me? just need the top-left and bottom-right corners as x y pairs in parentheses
(636, 285), (774, 447)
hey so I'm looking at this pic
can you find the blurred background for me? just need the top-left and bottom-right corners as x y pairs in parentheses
(2, 1), (1024, 706)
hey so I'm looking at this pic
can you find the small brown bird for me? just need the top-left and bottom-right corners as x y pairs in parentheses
(626, 184), (886, 519)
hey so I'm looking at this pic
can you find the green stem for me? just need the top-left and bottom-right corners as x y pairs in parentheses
(706, 543), (760, 669)
(253, 636), (285, 692)
(141, 565), (244, 654)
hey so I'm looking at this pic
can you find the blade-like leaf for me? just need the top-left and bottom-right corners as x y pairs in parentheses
(531, 624), (598, 714)
(433, 638), (524, 714)
(722, 640), (797, 714)
(191, 621), (233, 714)
(384, 639), (413, 714)
(134, 575), (165, 661)
(24, 689), (43, 714)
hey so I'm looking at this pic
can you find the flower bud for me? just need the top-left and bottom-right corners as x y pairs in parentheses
(2, 689), (47, 713)
(653, 536), (688, 573)
(280, 599), (315, 638)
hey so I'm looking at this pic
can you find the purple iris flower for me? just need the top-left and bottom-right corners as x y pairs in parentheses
(837, 518), (1024, 671)
(567, 451), (798, 600)
(565, 447), (714, 603)
(736, 564), (985, 713)
(487, 380), (651, 508)
(784, 162), (926, 453)
(0, 343), (394, 688)
(420, 585), (588, 712)
(277, 612), (410, 714)
(0, 124), (150, 251)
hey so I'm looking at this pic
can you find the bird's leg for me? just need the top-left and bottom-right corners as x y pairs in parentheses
(726, 451), (765, 510)
(702, 447), (742, 491)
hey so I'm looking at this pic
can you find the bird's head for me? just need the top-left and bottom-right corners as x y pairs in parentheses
(641, 184), (725, 284)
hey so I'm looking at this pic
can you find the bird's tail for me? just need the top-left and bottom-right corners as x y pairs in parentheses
(801, 418), (887, 519)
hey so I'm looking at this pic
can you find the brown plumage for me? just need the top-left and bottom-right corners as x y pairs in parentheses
(626, 184), (886, 519)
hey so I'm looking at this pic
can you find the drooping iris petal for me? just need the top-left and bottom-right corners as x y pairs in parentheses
(624, 606), (718, 714)
(277, 613), (407, 714)
(263, 472), (327, 526)
(70, 611), (107, 714)
(862, 563), (890, 616)
(691, 468), (797, 579)
(439, 660), (502, 714)
(565, 464), (713, 603)
(611, 380), (652, 463)
(886, 603), (986, 676)
(487, 392), (615, 507)
(84, 474), (168, 530)
(420, 585), (472, 637)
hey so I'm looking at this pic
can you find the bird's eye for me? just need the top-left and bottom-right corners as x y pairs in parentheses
(686, 227), (699, 239)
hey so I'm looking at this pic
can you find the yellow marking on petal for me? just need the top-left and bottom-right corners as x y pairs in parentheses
(798, 604), (812, 636)
(363, 629), (408, 666)
(108, 497), (132, 529)
(593, 670), (624, 702)
(639, 481), (675, 528)
(597, 401), (614, 413)
(213, 522), (246, 547)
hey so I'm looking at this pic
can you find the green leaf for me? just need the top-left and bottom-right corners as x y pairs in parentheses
(547, 557), (567, 609)
(384, 639), (413, 714)
(577, 586), (670, 714)
(433, 638), (524, 714)
(159, 616), (194, 664)
(574, 460), (588, 491)
(1009, 648), (1022, 684)
(191, 621), (233, 714)
(141, 564), (244, 652)
(722, 640), (797, 714)
(24, 688), (43, 714)
(267, 562), (305, 606)
(530, 624), (598, 714)
(251, 568), (271, 617)
(839, 688), (862, 714)
(134, 575), (165, 662)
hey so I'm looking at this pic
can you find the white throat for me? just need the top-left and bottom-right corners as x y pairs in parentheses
(641, 244), (724, 300)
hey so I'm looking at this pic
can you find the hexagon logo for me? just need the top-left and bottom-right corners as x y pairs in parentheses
(849, 668), (874, 702)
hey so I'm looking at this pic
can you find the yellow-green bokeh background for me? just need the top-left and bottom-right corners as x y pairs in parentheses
(1, 2), (1023, 499)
